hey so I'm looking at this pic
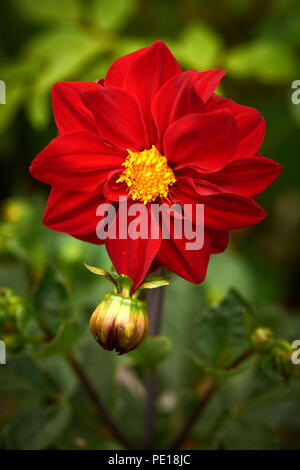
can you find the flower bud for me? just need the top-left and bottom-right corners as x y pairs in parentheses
(270, 339), (298, 379)
(274, 346), (294, 379)
(0, 288), (29, 352)
(90, 292), (149, 354)
(84, 264), (169, 354)
(251, 327), (274, 348)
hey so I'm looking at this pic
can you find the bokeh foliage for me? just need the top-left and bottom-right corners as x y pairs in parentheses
(0, 0), (300, 450)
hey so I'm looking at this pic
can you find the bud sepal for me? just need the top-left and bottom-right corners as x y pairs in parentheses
(85, 264), (169, 354)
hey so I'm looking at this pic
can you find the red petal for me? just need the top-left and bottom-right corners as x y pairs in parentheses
(52, 81), (100, 134)
(164, 110), (238, 171)
(43, 186), (108, 236)
(153, 69), (225, 147)
(204, 193), (266, 230)
(199, 156), (282, 197)
(235, 109), (265, 158)
(103, 169), (129, 201)
(152, 70), (205, 149)
(148, 258), (163, 273)
(209, 229), (229, 254)
(195, 69), (226, 103)
(123, 41), (182, 144)
(30, 131), (125, 192)
(174, 175), (221, 196)
(105, 202), (161, 290)
(156, 207), (211, 283)
(206, 95), (265, 158)
(82, 86), (149, 150)
(175, 177), (266, 230)
(105, 47), (148, 87)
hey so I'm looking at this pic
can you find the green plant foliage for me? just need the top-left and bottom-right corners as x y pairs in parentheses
(89, 0), (137, 31)
(0, 0), (300, 451)
(128, 335), (172, 373)
(173, 23), (223, 69)
(34, 266), (72, 335)
(35, 320), (82, 358)
(226, 39), (297, 83)
(192, 289), (255, 368)
(8, 404), (72, 450)
(13, 0), (81, 24)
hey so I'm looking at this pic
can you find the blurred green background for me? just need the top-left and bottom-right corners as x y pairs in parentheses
(0, 0), (300, 450)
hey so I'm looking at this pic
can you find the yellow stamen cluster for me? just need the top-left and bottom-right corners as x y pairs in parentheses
(117, 145), (176, 204)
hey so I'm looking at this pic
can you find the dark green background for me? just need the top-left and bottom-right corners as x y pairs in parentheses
(0, 0), (300, 450)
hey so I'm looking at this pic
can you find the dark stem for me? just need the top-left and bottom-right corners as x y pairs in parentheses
(38, 319), (131, 449)
(228, 346), (254, 370)
(144, 285), (165, 448)
(169, 347), (255, 450)
(147, 285), (165, 336)
(68, 353), (132, 450)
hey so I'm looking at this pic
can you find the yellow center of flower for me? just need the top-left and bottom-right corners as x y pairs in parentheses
(117, 145), (176, 204)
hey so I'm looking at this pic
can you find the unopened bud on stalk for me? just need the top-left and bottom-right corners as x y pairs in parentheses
(84, 264), (169, 355)
(0, 288), (28, 351)
(251, 326), (298, 379)
(90, 293), (149, 354)
(251, 327), (274, 348)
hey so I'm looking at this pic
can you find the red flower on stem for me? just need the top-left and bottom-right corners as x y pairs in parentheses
(30, 41), (281, 290)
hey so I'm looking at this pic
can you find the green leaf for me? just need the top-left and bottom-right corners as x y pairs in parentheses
(205, 250), (256, 306)
(34, 266), (72, 335)
(187, 350), (247, 383)
(226, 39), (297, 83)
(84, 262), (117, 287)
(84, 263), (110, 277)
(89, 0), (136, 31)
(174, 22), (223, 69)
(193, 289), (256, 369)
(159, 277), (208, 398)
(13, 0), (81, 24)
(25, 92), (50, 130)
(219, 418), (276, 450)
(36, 356), (78, 398)
(0, 59), (39, 130)
(35, 320), (82, 358)
(0, 354), (51, 394)
(26, 29), (104, 94)
(128, 335), (172, 372)
(139, 274), (170, 290)
(9, 404), (71, 450)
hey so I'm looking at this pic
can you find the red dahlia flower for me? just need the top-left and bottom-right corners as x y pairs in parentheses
(30, 41), (281, 290)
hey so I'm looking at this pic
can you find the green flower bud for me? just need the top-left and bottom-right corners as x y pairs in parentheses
(251, 327), (274, 348)
(0, 288), (29, 352)
(90, 292), (149, 354)
(271, 339), (297, 379)
(84, 264), (170, 355)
